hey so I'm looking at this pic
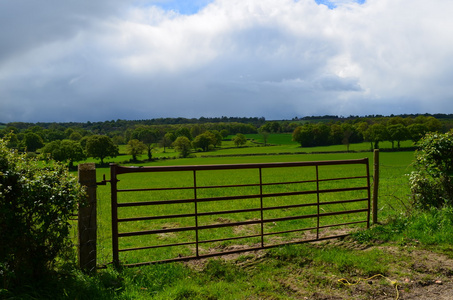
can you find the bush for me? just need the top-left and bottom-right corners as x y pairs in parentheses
(409, 131), (453, 209)
(0, 138), (85, 288)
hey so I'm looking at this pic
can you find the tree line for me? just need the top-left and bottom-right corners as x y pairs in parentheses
(291, 115), (448, 150)
(1, 114), (452, 165)
(0, 120), (257, 164)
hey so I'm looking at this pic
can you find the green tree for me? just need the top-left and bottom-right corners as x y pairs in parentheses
(165, 132), (177, 143)
(341, 123), (354, 152)
(220, 129), (229, 139)
(175, 127), (192, 141)
(210, 130), (223, 148)
(69, 131), (83, 141)
(193, 132), (215, 152)
(408, 123), (429, 142)
(260, 121), (281, 133)
(232, 133), (247, 147)
(41, 139), (86, 167)
(159, 133), (173, 153)
(85, 135), (119, 165)
(0, 138), (85, 286)
(387, 124), (409, 149)
(312, 123), (330, 146)
(190, 124), (205, 138)
(329, 124), (343, 145)
(126, 139), (147, 161)
(425, 116), (442, 132)
(133, 127), (159, 160)
(258, 128), (270, 146)
(23, 132), (44, 152)
(355, 121), (369, 142)
(365, 123), (388, 149)
(43, 128), (65, 142)
(292, 124), (314, 147)
(173, 136), (192, 158)
(3, 132), (19, 148)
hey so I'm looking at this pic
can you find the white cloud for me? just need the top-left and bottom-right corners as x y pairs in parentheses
(1, 0), (453, 122)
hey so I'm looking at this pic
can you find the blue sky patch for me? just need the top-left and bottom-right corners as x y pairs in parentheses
(154, 0), (214, 15)
(315, 0), (365, 9)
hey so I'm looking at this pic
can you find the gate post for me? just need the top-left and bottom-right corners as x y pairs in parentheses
(373, 149), (379, 224)
(78, 163), (97, 273)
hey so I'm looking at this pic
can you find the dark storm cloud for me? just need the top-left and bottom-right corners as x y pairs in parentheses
(0, 1), (131, 62)
(1, 0), (453, 122)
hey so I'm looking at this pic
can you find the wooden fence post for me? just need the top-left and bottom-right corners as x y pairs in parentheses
(78, 163), (97, 273)
(373, 149), (379, 224)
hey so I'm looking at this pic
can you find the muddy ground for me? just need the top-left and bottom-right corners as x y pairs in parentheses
(186, 239), (453, 299)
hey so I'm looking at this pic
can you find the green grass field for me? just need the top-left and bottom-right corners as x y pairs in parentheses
(6, 135), (451, 300)
(81, 139), (416, 266)
(10, 138), (444, 300)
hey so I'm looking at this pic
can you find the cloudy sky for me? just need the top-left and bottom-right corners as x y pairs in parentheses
(1, 0), (452, 123)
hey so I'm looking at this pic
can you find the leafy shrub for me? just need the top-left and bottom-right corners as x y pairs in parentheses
(0, 138), (85, 288)
(409, 131), (453, 209)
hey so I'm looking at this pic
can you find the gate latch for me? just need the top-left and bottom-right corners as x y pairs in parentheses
(97, 174), (112, 186)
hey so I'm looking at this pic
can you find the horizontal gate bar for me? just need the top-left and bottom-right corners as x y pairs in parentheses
(117, 208), (368, 237)
(119, 234), (263, 253)
(116, 176), (368, 193)
(118, 234), (352, 268)
(117, 198), (369, 223)
(117, 220), (367, 254)
(116, 186), (369, 207)
(114, 158), (369, 175)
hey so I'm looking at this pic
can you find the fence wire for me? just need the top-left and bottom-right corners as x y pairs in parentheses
(96, 184), (113, 267)
(375, 162), (414, 220)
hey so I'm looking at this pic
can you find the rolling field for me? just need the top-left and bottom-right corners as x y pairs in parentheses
(82, 141), (416, 266)
(118, 135), (415, 160)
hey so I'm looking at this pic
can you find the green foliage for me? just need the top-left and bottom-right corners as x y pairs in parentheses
(172, 136), (192, 158)
(160, 132), (175, 152)
(126, 139), (147, 161)
(41, 139), (86, 167)
(210, 130), (223, 147)
(69, 131), (83, 141)
(23, 131), (44, 152)
(132, 127), (159, 160)
(292, 124), (314, 147)
(365, 123), (388, 149)
(86, 135), (119, 165)
(232, 133), (247, 147)
(260, 121), (282, 133)
(0, 138), (85, 288)
(192, 131), (215, 152)
(408, 123), (429, 142)
(409, 132), (453, 209)
(387, 123), (409, 149)
(175, 127), (192, 141)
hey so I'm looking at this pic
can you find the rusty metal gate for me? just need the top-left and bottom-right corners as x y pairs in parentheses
(109, 158), (371, 267)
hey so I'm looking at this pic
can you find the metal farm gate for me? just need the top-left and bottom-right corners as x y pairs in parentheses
(108, 158), (371, 267)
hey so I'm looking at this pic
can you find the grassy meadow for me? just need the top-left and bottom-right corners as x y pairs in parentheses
(81, 136), (416, 267)
(11, 136), (453, 300)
